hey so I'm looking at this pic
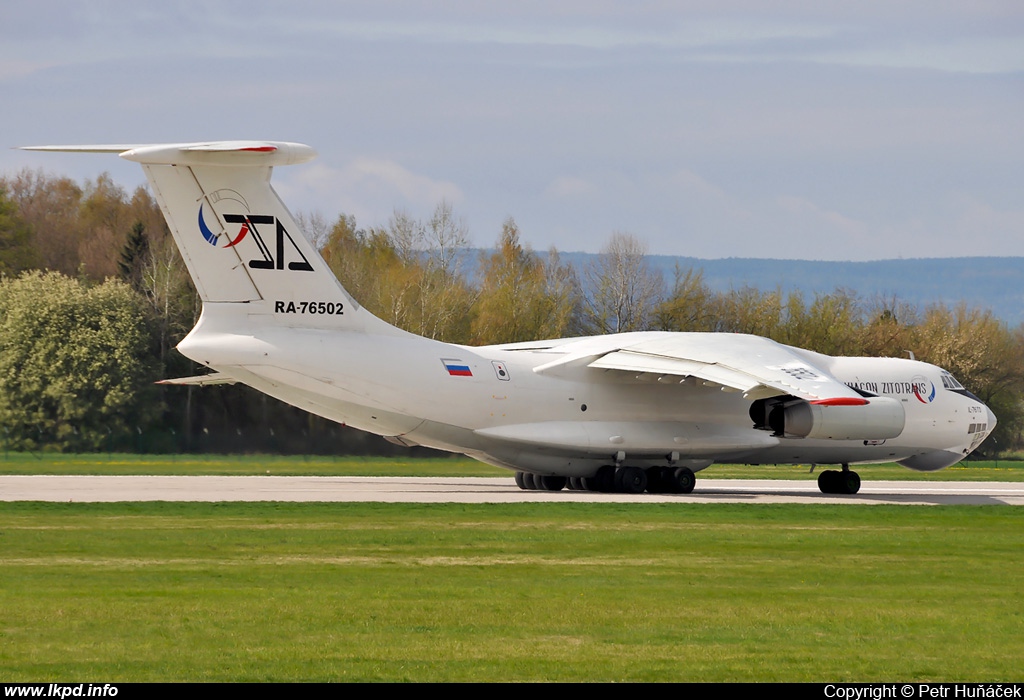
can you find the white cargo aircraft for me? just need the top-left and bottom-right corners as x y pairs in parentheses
(25, 141), (997, 495)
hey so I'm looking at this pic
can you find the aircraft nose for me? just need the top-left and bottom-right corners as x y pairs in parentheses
(987, 405), (998, 431)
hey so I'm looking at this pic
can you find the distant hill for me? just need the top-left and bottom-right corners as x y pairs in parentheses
(539, 254), (1024, 326)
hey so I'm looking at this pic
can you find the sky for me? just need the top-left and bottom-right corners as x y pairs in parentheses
(2, 1), (1022, 261)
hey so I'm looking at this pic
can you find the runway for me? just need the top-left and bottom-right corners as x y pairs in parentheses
(1, 475), (1023, 505)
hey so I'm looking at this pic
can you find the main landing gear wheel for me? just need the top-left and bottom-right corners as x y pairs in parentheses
(527, 465), (695, 495)
(536, 475), (567, 491)
(670, 467), (696, 494)
(817, 467), (861, 495)
(514, 472), (567, 491)
(583, 465), (617, 492)
(614, 466), (647, 494)
(645, 466), (696, 494)
(646, 467), (668, 493)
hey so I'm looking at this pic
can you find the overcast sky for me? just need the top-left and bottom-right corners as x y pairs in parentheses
(3, 1), (1022, 261)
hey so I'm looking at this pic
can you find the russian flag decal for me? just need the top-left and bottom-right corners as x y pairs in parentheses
(442, 358), (473, 377)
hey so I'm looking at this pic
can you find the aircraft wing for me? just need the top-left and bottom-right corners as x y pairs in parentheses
(585, 333), (862, 403)
(157, 373), (237, 386)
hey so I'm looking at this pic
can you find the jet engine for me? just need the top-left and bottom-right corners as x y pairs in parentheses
(750, 396), (905, 441)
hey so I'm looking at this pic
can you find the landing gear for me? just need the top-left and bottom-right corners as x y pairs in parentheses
(614, 466), (647, 494)
(646, 466), (696, 494)
(817, 464), (861, 495)
(514, 472), (567, 491)
(536, 475), (566, 491)
(582, 465), (616, 492)
(646, 466), (668, 493)
(669, 467), (696, 494)
(515, 464), (698, 495)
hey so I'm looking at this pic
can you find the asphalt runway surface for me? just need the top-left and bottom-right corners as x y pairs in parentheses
(1, 475), (1022, 505)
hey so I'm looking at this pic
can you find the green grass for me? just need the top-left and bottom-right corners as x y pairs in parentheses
(705, 460), (1024, 481)
(0, 502), (1021, 681)
(0, 453), (503, 476)
(0, 452), (1021, 481)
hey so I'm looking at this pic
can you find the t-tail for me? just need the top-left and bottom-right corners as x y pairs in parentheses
(21, 141), (402, 337)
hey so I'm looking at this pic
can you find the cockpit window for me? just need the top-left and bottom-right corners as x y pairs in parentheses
(940, 371), (965, 390)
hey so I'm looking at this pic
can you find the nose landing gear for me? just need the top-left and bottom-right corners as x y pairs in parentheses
(817, 464), (861, 495)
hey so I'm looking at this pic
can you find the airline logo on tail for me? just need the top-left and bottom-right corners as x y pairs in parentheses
(197, 203), (314, 272)
(198, 204), (248, 248)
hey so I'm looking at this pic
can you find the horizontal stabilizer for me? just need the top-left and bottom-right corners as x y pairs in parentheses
(20, 141), (316, 166)
(19, 144), (145, 154)
(157, 373), (237, 386)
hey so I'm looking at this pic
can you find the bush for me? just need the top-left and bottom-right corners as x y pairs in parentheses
(0, 271), (158, 450)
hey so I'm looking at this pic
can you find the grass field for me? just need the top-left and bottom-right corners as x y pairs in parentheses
(1, 501), (1021, 682)
(0, 452), (1021, 481)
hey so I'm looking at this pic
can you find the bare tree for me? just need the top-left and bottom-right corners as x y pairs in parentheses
(385, 209), (420, 265)
(581, 232), (663, 334)
(294, 211), (332, 250)
(424, 199), (468, 278)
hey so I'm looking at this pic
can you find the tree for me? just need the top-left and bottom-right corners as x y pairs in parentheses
(0, 171), (168, 284)
(778, 289), (861, 356)
(0, 271), (158, 451)
(118, 221), (149, 290)
(858, 297), (919, 358)
(320, 212), (424, 331)
(77, 173), (130, 279)
(415, 200), (475, 341)
(540, 247), (584, 338)
(716, 286), (783, 337)
(294, 210), (332, 250)
(471, 218), (578, 343)
(0, 186), (38, 275)
(1, 169), (84, 275)
(654, 265), (718, 332)
(319, 204), (475, 342)
(904, 303), (1024, 454)
(581, 232), (663, 334)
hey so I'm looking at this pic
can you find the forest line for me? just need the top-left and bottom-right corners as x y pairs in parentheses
(0, 169), (1018, 454)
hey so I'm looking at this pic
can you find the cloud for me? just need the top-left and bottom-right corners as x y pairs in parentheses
(544, 175), (595, 198)
(344, 157), (463, 205)
(275, 158), (464, 226)
(776, 195), (866, 236)
(668, 169), (732, 206)
(770, 194), (876, 256)
(0, 59), (60, 81)
(946, 192), (1024, 254)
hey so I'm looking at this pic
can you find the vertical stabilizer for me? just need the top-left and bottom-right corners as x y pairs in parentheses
(25, 142), (403, 335)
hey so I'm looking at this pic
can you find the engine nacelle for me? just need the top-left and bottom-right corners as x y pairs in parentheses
(752, 396), (905, 440)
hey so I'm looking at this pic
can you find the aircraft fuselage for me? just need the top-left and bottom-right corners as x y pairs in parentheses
(180, 311), (994, 478)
